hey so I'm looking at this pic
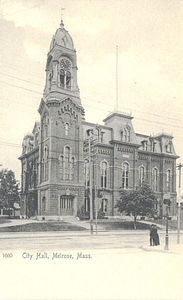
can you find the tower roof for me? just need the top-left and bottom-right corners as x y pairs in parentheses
(50, 20), (74, 51)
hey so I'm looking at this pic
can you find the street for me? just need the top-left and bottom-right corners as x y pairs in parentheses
(0, 230), (182, 252)
(0, 231), (183, 300)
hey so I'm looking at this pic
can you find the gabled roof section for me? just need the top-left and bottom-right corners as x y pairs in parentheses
(38, 98), (45, 115)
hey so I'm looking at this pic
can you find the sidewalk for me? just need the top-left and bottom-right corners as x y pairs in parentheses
(141, 236), (183, 254)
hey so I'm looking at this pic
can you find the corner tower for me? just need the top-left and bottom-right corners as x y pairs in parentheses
(37, 20), (85, 220)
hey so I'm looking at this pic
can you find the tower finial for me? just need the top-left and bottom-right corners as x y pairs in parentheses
(60, 8), (65, 28)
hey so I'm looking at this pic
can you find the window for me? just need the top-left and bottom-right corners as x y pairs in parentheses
(65, 146), (70, 180)
(65, 123), (69, 136)
(60, 69), (65, 87)
(139, 166), (145, 185)
(60, 59), (71, 90)
(124, 129), (127, 142)
(85, 198), (89, 212)
(66, 71), (71, 89)
(150, 139), (156, 152)
(48, 73), (52, 90)
(84, 159), (90, 187)
(60, 146), (75, 181)
(166, 143), (172, 153)
(122, 127), (130, 142)
(101, 199), (107, 213)
(59, 155), (64, 179)
(142, 140), (148, 151)
(127, 129), (130, 142)
(70, 157), (75, 181)
(122, 162), (129, 189)
(152, 167), (158, 192)
(166, 169), (171, 192)
(96, 128), (100, 142)
(42, 158), (45, 181)
(42, 197), (46, 212)
(60, 196), (73, 210)
(101, 161), (107, 188)
(42, 146), (49, 182)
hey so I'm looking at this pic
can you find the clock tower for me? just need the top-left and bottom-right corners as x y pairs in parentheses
(37, 20), (85, 219)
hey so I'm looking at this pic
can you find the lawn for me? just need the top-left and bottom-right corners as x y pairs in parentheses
(96, 220), (152, 230)
(146, 219), (183, 230)
(0, 222), (87, 232)
(0, 218), (11, 224)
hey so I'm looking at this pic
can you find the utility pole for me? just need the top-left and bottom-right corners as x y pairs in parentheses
(177, 163), (183, 244)
(164, 193), (171, 250)
(88, 135), (93, 234)
(95, 164), (98, 234)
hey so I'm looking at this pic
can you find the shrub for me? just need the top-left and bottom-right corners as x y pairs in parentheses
(77, 205), (90, 220)
(97, 209), (106, 219)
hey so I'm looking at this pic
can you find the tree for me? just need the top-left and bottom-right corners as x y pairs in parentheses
(0, 169), (20, 217)
(116, 182), (157, 229)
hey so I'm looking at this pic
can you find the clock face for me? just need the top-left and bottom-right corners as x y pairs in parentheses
(60, 59), (71, 70)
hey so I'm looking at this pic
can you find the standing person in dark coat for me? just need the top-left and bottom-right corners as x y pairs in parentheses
(153, 225), (160, 246)
(149, 224), (160, 246)
(150, 224), (154, 246)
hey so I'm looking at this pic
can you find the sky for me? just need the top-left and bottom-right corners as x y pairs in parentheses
(1, 0), (183, 186)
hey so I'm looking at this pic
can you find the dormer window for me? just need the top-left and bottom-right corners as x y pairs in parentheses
(166, 142), (172, 153)
(121, 127), (131, 142)
(60, 59), (71, 90)
(141, 140), (148, 151)
(150, 138), (156, 152)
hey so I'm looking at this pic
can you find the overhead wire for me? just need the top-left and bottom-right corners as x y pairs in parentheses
(0, 69), (183, 124)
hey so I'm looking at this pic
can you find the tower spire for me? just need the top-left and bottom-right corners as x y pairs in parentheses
(60, 8), (65, 28)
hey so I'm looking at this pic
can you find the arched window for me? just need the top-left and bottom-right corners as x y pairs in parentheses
(59, 155), (64, 179)
(66, 71), (71, 89)
(96, 128), (100, 142)
(60, 69), (65, 87)
(65, 146), (70, 180)
(48, 73), (52, 90)
(84, 159), (90, 187)
(70, 157), (75, 181)
(101, 161), (108, 188)
(152, 167), (158, 192)
(139, 166), (145, 185)
(42, 196), (46, 212)
(122, 162), (129, 189)
(166, 169), (171, 192)
(43, 146), (49, 181)
(124, 129), (127, 142)
(65, 123), (69, 136)
(60, 59), (72, 89)
(127, 129), (130, 142)
(166, 143), (172, 153)
(42, 158), (45, 181)
(101, 199), (107, 213)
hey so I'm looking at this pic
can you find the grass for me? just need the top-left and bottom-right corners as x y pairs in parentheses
(146, 219), (183, 230)
(96, 220), (152, 230)
(0, 218), (11, 224)
(0, 222), (87, 232)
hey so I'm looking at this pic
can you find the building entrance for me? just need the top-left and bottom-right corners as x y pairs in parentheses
(60, 195), (74, 215)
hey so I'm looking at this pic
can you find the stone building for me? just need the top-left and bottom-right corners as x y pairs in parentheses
(19, 20), (179, 220)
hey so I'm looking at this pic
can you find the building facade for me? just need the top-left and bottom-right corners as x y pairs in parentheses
(19, 20), (179, 220)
